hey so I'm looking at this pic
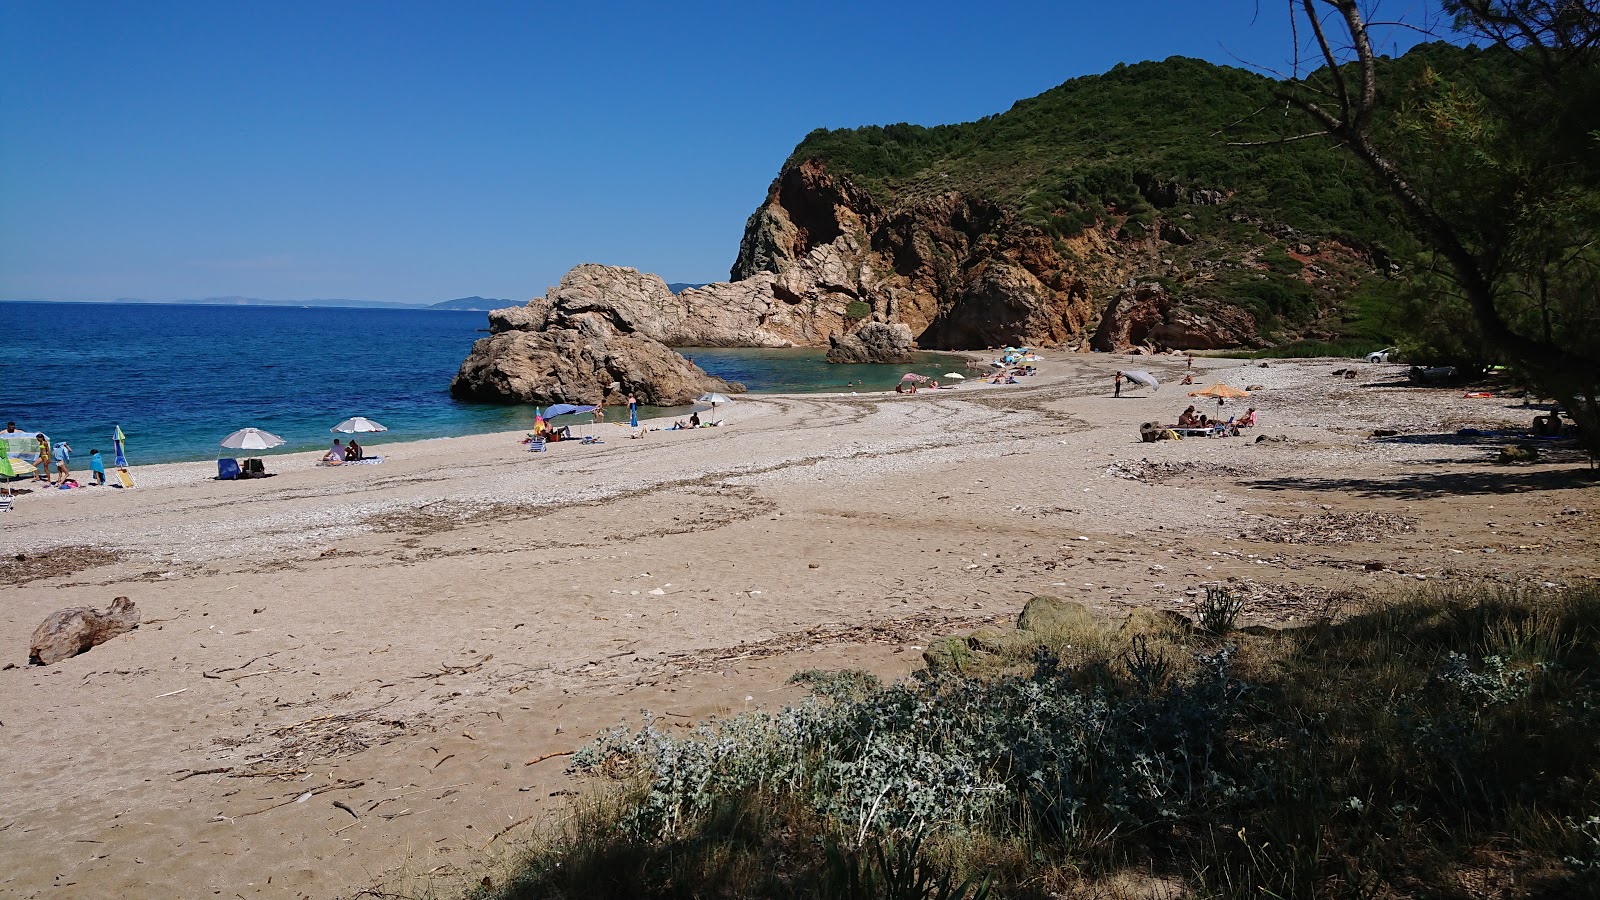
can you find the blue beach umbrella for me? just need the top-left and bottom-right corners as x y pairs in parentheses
(540, 403), (597, 420)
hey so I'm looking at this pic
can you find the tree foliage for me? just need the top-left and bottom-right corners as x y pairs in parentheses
(1281, 0), (1600, 450)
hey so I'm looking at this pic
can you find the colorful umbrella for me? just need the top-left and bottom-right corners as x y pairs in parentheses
(1189, 384), (1250, 399)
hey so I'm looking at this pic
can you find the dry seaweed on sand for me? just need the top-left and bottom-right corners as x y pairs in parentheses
(1241, 510), (1418, 545)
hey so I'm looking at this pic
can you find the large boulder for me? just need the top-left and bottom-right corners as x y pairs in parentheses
(825, 322), (915, 363)
(452, 266), (747, 405)
(1016, 595), (1098, 635)
(29, 596), (140, 666)
(451, 317), (740, 407)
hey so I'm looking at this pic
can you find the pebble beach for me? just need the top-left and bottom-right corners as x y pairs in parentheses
(2, 352), (1596, 898)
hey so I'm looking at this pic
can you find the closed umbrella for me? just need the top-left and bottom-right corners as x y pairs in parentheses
(111, 424), (135, 488)
(331, 417), (388, 433)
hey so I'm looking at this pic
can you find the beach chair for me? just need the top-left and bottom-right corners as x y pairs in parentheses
(217, 458), (241, 480)
(527, 437), (547, 453)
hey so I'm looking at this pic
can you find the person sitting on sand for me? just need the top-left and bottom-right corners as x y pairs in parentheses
(1177, 406), (1199, 427)
(346, 438), (363, 461)
(1181, 372), (1195, 385)
(689, 412), (701, 428)
(1237, 408), (1257, 428)
(323, 439), (346, 464)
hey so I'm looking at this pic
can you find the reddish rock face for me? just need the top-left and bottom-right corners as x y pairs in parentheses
(1090, 283), (1262, 352)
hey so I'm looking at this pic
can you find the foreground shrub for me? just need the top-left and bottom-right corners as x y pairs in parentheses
(482, 585), (1600, 899)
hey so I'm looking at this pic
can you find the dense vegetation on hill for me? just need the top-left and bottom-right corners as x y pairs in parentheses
(784, 43), (1501, 350)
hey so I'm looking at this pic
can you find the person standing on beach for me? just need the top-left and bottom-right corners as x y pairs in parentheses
(1114, 371), (1124, 398)
(88, 448), (106, 485)
(34, 433), (50, 483)
(627, 393), (638, 428)
(52, 439), (71, 484)
(592, 406), (605, 426)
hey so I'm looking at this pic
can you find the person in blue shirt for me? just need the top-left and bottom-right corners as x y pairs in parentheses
(51, 440), (72, 485)
(88, 449), (106, 485)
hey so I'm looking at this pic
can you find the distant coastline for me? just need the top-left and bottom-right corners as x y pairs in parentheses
(2, 296), (484, 311)
(1, 288), (711, 311)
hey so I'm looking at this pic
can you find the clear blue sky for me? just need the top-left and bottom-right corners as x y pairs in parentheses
(0, 1), (1443, 304)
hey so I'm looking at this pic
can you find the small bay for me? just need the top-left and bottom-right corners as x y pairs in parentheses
(0, 301), (966, 464)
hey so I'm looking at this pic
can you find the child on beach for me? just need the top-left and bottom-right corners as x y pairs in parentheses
(88, 449), (105, 485)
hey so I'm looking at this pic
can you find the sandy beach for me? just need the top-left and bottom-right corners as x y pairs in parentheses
(2, 353), (1596, 899)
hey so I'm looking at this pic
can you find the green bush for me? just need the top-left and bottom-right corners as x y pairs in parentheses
(482, 585), (1600, 899)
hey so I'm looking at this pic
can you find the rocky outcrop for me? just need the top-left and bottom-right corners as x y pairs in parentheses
(451, 268), (743, 406)
(825, 322), (915, 363)
(1090, 282), (1262, 352)
(29, 596), (139, 666)
(726, 161), (1105, 350)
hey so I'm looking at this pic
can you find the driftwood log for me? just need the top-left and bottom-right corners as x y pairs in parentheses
(29, 596), (140, 666)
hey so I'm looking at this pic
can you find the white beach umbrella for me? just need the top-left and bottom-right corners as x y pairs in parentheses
(1123, 370), (1160, 391)
(331, 417), (388, 434)
(220, 428), (286, 451)
(943, 372), (966, 380)
(696, 393), (732, 409)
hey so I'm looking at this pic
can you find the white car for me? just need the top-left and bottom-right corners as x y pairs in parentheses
(1366, 348), (1396, 363)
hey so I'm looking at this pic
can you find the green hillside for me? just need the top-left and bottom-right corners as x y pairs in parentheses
(785, 43), (1492, 347)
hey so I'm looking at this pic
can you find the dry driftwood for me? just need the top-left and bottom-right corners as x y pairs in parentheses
(29, 597), (140, 666)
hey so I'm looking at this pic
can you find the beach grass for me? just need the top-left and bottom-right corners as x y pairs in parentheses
(468, 583), (1600, 899)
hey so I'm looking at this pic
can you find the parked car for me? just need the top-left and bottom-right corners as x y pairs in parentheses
(1366, 348), (1397, 363)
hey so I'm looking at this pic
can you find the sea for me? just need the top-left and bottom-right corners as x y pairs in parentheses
(0, 301), (966, 464)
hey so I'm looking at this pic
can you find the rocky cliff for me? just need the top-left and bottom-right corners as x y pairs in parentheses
(714, 159), (1382, 353)
(450, 269), (743, 406)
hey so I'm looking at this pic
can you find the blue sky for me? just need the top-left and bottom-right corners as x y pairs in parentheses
(0, 1), (1443, 304)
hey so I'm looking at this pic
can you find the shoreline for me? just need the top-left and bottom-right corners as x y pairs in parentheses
(5, 345), (978, 469)
(2, 353), (1595, 898)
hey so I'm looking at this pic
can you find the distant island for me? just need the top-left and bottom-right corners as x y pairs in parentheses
(428, 296), (512, 311)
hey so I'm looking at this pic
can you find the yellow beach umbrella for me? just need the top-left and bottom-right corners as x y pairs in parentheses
(1189, 383), (1250, 399)
(1, 455), (35, 477)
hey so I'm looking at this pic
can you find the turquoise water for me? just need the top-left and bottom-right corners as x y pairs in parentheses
(0, 301), (964, 464)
